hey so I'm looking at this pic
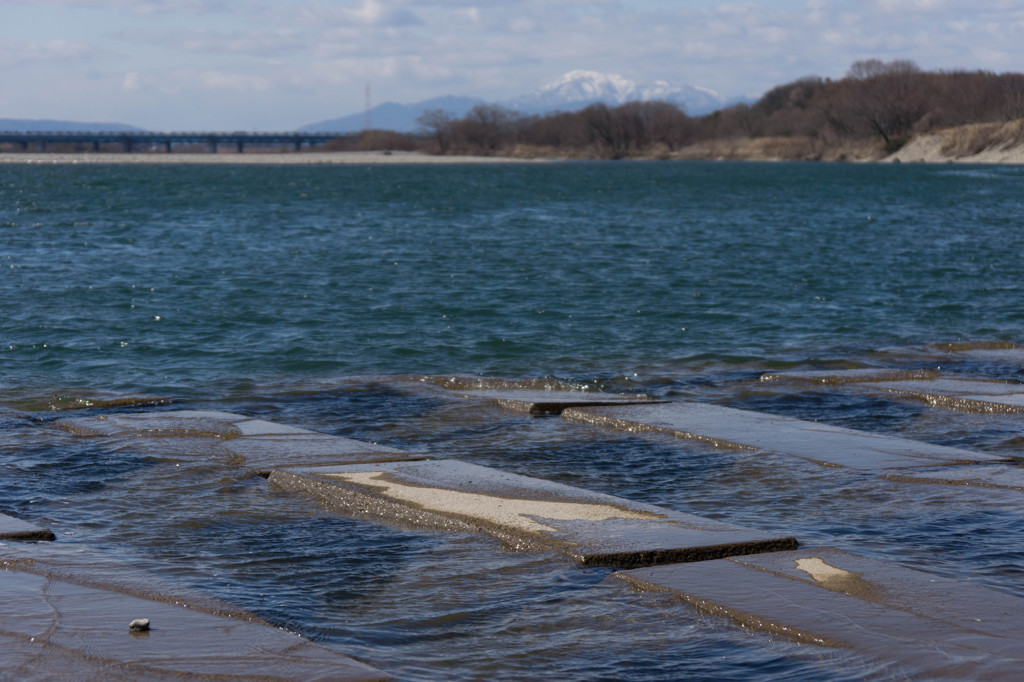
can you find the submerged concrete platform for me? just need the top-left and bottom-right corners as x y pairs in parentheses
(449, 388), (664, 414)
(0, 567), (387, 680)
(619, 547), (1024, 679)
(2, 390), (174, 412)
(869, 379), (1024, 414)
(58, 410), (420, 471)
(759, 368), (939, 384)
(269, 459), (797, 568)
(943, 345), (1024, 364)
(882, 464), (1024, 492)
(562, 402), (1008, 469)
(0, 513), (55, 542)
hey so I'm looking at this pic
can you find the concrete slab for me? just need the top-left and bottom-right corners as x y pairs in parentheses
(0, 543), (263, 619)
(58, 410), (247, 438)
(222, 435), (421, 471)
(58, 410), (421, 469)
(419, 375), (574, 391)
(269, 459), (797, 568)
(2, 390), (173, 412)
(759, 368), (940, 384)
(0, 568), (387, 680)
(870, 379), (1024, 414)
(562, 402), (1008, 469)
(0, 513), (55, 542)
(619, 547), (1024, 679)
(882, 464), (1024, 492)
(946, 346), (1024, 364)
(234, 419), (318, 436)
(449, 388), (664, 414)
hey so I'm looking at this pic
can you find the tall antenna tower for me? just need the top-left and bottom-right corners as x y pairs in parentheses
(364, 83), (372, 131)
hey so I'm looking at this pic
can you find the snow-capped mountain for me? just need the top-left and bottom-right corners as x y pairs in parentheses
(296, 71), (730, 133)
(502, 70), (726, 116)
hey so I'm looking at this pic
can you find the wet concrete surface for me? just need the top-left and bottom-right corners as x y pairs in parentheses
(0, 513), (55, 542)
(562, 402), (1009, 469)
(448, 388), (664, 414)
(268, 459), (797, 568)
(221, 435), (421, 473)
(881, 464), (1024, 491)
(58, 410), (420, 471)
(759, 368), (940, 385)
(1, 542), (265, 621)
(869, 379), (1024, 414)
(1, 390), (174, 413)
(619, 547), (1024, 679)
(0, 567), (388, 680)
(58, 410), (251, 439)
(875, 379), (1024, 396)
(950, 347), (1024, 364)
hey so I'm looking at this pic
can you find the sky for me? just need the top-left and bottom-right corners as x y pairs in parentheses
(1, 0), (1023, 131)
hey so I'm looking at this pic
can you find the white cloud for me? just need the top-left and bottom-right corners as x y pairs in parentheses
(121, 71), (142, 90)
(0, 38), (94, 67)
(752, 25), (790, 44)
(806, 0), (826, 23)
(3, 0), (257, 15)
(352, 0), (422, 25)
(196, 70), (273, 92)
(509, 18), (538, 33)
(119, 27), (305, 56)
(873, 0), (945, 13)
(295, 0), (423, 28)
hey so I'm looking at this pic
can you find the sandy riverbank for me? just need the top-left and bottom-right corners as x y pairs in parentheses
(885, 120), (1024, 164)
(5, 125), (1024, 165)
(0, 150), (546, 165)
(661, 125), (1024, 164)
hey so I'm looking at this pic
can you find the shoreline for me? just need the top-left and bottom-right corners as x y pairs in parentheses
(3, 134), (1024, 166)
(0, 150), (547, 165)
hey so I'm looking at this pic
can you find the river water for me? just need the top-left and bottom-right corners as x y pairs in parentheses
(2, 160), (1023, 679)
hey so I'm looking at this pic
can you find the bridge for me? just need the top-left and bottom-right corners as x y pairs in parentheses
(0, 131), (354, 153)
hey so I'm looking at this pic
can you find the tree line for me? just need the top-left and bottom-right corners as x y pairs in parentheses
(338, 60), (1024, 159)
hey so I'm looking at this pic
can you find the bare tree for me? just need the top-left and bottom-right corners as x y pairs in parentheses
(1004, 74), (1024, 121)
(450, 104), (519, 154)
(416, 109), (455, 154)
(519, 111), (590, 150)
(844, 59), (931, 149)
(645, 101), (693, 150)
(580, 103), (629, 158)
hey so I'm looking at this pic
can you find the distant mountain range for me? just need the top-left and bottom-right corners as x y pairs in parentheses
(298, 95), (485, 135)
(4, 71), (739, 135)
(0, 118), (143, 133)
(299, 70), (733, 134)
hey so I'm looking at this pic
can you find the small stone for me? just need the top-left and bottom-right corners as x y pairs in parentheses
(129, 618), (150, 632)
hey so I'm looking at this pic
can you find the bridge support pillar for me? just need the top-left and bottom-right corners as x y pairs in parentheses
(92, 140), (100, 152)
(165, 141), (172, 153)
(236, 140), (244, 154)
(294, 138), (302, 151)
(209, 139), (218, 154)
